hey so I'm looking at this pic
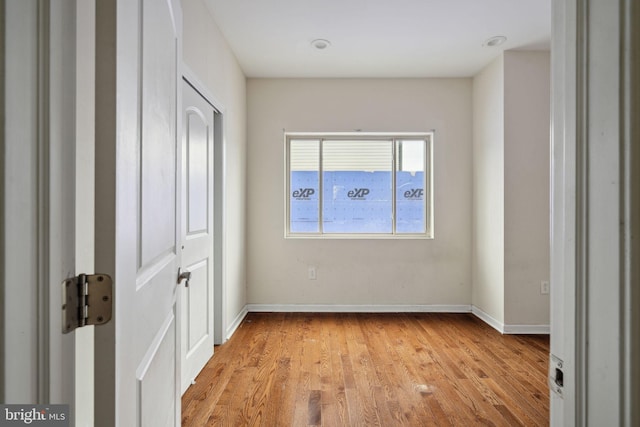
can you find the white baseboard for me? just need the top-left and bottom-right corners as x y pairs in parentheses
(246, 304), (472, 313)
(503, 324), (550, 334)
(471, 306), (550, 334)
(225, 305), (248, 340)
(222, 304), (547, 340)
(471, 306), (505, 333)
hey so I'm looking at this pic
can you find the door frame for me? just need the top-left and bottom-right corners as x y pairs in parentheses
(182, 66), (227, 346)
(1, 0), (43, 404)
(2, 1), (92, 425)
(550, 0), (640, 425)
(73, 0), (96, 424)
(550, 0), (579, 423)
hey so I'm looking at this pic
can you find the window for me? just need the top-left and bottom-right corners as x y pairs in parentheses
(286, 132), (433, 238)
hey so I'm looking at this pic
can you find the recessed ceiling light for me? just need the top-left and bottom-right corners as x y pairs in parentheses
(311, 39), (331, 50)
(483, 36), (507, 47)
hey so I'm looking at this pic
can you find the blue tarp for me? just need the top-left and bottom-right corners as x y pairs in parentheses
(290, 171), (424, 234)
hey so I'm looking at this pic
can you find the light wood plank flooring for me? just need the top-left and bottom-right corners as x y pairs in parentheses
(182, 312), (550, 426)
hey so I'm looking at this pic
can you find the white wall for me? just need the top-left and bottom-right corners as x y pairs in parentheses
(472, 51), (550, 329)
(246, 78), (473, 308)
(182, 0), (247, 333)
(472, 56), (505, 324)
(504, 51), (551, 326)
(179, 6), (550, 326)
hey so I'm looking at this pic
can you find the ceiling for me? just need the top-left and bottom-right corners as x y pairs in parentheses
(203, 0), (551, 78)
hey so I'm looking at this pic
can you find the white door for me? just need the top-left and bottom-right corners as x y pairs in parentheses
(180, 80), (216, 394)
(93, 0), (183, 425)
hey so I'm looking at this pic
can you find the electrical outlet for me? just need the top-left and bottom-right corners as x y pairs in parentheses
(541, 281), (550, 294)
(308, 266), (317, 280)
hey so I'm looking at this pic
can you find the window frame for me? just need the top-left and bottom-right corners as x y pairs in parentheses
(285, 132), (434, 239)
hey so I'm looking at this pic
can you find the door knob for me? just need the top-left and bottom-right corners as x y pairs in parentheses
(177, 268), (191, 287)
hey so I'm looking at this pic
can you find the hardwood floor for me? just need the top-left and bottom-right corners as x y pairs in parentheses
(182, 313), (550, 426)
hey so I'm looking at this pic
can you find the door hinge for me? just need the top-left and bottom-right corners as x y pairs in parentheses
(62, 273), (113, 334)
